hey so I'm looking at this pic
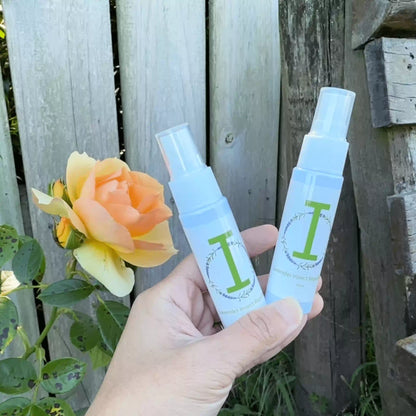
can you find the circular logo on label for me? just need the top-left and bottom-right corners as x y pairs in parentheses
(281, 211), (332, 270)
(205, 240), (256, 301)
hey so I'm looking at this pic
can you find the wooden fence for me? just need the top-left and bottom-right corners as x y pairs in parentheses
(0, 0), (415, 415)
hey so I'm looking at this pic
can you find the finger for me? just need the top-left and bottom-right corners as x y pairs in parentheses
(208, 297), (305, 377)
(257, 274), (269, 292)
(241, 224), (278, 258)
(168, 225), (278, 291)
(307, 293), (324, 320)
(316, 277), (322, 292)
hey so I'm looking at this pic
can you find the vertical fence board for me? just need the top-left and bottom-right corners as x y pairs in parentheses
(345, 2), (416, 414)
(209, 0), (280, 275)
(3, 0), (120, 409)
(117, 0), (206, 293)
(279, 1), (362, 414)
(0, 70), (40, 403)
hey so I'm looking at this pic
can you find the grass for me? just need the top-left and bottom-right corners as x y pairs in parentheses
(220, 350), (296, 416)
(221, 308), (382, 416)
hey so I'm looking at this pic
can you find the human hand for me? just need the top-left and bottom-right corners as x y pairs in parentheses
(86, 225), (323, 416)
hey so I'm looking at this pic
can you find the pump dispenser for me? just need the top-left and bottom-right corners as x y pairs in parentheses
(265, 87), (355, 313)
(157, 123), (266, 327)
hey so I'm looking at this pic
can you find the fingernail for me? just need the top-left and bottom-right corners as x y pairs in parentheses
(275, 297), (304, 327)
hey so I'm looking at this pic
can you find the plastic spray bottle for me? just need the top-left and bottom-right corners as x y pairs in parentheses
(265, 87), (355, 313)
(156, 124), (266, 327)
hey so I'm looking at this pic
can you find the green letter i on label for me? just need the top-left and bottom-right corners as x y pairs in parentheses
(292, 200), (331, 261)
(208, 230), (250, 293)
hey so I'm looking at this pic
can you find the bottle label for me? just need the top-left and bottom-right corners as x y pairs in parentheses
(267, 176), (341, 309)
(184, 213), (266, 327)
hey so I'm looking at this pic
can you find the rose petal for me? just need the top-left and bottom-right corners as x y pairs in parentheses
(118, 221), (177, 267)
(66, 152), (96, 203)
(95, 158), (129, 180)
(32, 188), (88, 236)
(74, 241), (134, 297)
(73, 198), (134, 253)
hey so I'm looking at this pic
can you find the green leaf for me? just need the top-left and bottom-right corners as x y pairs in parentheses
(12, 239), (45, 284)
(0, 397), (30, 416)
(0, 297), (19, 353)
(96, 301), (129, 353)
(0, 358), (37, 394)
(40, 358), (86, 394)
(88, 343), (112, 370)
(74, 408), (88, 416)
(0, 225), (19, 268)
(38, 280), (94, 307)
(35, 398), (75, 416)
(23, 405), (48, 416)
(69, 312), (100, 352)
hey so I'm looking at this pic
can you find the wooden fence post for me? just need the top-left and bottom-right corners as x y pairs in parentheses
(3, 0), (121, 409)
(279, 1), (362, 414)
(117, 0), (206, 293)
(209, 0), (280, 275)
(346, 1), (416, 413)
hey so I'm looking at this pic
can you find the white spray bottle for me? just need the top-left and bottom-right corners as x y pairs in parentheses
(156, 124), (266, 327)
(266, 87), (355, 313)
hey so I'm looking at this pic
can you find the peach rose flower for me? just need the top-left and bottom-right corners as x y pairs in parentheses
(32, 152), (177, 296)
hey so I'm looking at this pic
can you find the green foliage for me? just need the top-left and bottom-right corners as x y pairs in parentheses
(0, 225), (118, 415)
(69, 312), (100, 353)
(12, 239), (45, 284)
(0, 297), (18, 353)
(34, 398), (75, 416)
(0, 358), (37, 395)
(96, 300), (129, 353)
(0, 397), (30, 416)
(309, 392), (330, 414)
(40, 358), (86, 394)
(220, 351), (296, 416)
(0, 225), (19, 268)
(38, 279), (94, 307)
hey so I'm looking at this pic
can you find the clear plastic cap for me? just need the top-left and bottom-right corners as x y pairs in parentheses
(309, 87), (356, 140)
(156, 123), (205, 180)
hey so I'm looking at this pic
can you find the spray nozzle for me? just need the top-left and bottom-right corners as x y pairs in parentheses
(156, 123), (205, 181)
(309, 87), (355, 141)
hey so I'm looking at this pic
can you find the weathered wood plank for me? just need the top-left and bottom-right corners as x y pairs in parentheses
(346, 1), (416, 414)
(392, 334), (416, 403)
(0, 66), (40, 403)
(209, 0), (279, 275)
(279, 1), (362, 414)
(3, 0), (120, 409)
(117, 0), (206, 293)
(387, 192), (416, 333)
(364, 38), (416, 128)
(353, 0), (416, 49)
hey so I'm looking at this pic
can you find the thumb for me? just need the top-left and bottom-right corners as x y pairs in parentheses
(210, 298), (306, 377)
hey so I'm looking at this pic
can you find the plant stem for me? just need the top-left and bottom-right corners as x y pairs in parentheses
(21, 307), (60, 360)
(17, 326), (31, 353)
(1, 284), (46, 297)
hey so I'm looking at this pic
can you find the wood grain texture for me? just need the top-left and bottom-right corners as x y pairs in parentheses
(388, 192), (416, 333)
(347, 1), (416, 414)
(352, 0), (416, 49)
(117, 0), (206, 293)
(392, 334), (416, 403)
(209, 0), (280, 275)
(279, 1), (361, 414)
(3, 0), (120, 409)
(364, 38), (416, 128)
